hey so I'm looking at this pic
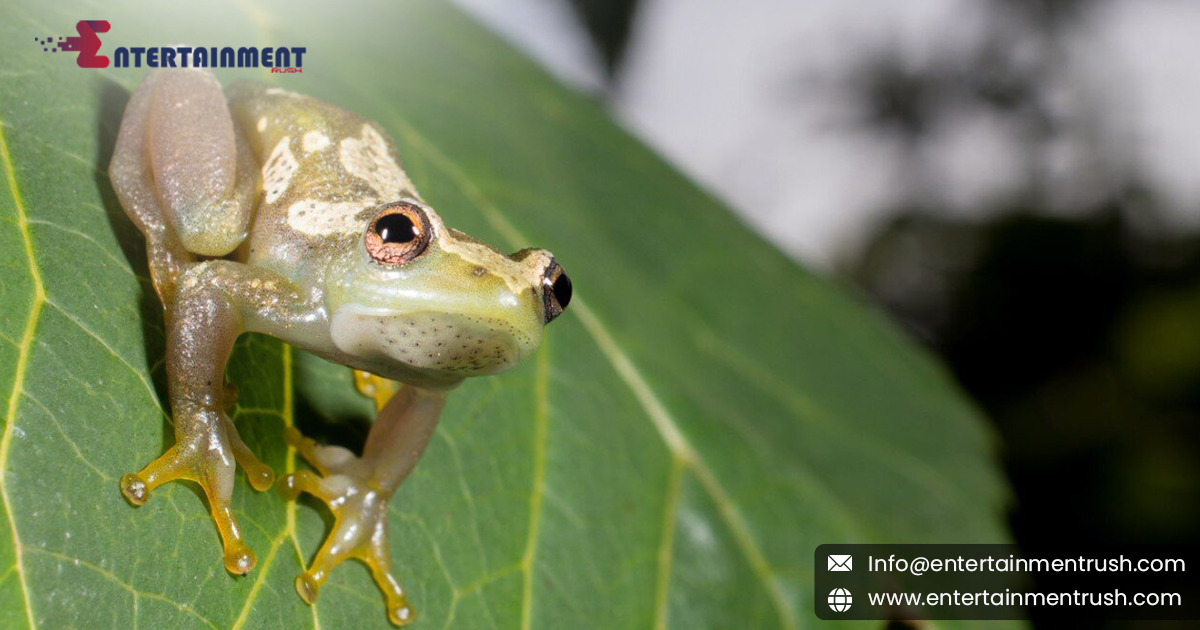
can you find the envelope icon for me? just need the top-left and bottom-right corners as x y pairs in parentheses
(828, 555), (852, 571)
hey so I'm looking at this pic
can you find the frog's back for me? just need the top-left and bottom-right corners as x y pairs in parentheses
(226, 82), (421, 281)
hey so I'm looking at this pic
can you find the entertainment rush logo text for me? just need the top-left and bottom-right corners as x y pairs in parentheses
(113, 46), (306, 71)
(37, 20), (306, 73)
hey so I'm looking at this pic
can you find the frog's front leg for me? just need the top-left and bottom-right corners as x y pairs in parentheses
(120, 261), (318, 575)
(281, 383), (445, 626)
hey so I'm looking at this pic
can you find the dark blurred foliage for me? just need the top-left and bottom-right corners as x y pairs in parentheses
(840, 1), (1200, 626)
(854, 205), (1200, 546)
(564, 0), (640, 78)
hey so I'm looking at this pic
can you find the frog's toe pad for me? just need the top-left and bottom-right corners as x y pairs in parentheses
(245, 465), (275, 492)
(226, 544), (257, 576)
(295, 572), (321, 604)
(389, 602), (414, 626)
(119, 473), (149, 506)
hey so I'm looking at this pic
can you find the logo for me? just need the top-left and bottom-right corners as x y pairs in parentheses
(36, 20), (111, 68)
(828, 588), (852, 612)
(36, 20), (306, 73)
(828, 554), (852, 571)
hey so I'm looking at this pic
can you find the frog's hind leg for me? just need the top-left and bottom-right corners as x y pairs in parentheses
(108, 69), (194, 304)
(108, 66), (255, 304)
(146, 68), (256, 258)
(279, 384), (444, 626)
(110, 67), (266, 575)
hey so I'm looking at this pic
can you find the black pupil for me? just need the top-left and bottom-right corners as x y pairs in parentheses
(552, 271), (572, 309)
(376, 213), (417, 244)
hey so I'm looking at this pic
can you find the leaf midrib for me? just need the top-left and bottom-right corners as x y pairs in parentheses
(0, 113), (44, 630)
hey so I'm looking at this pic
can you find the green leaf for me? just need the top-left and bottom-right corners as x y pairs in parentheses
(0, 1), (1011, 628)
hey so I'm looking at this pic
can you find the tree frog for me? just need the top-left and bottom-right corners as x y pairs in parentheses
(107, 67), (571, 626)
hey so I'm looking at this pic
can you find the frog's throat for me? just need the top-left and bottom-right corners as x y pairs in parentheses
(329, 304), (532, 377)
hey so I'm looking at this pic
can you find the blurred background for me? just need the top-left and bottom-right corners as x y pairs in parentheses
(451, 0), (1200, 624)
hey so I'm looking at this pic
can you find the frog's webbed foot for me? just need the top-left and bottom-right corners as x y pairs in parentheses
(220, 382), (275, 489)
(278, 457), (413, 626)
(120, 407), (274, 575)
(281, 379), (442, 627)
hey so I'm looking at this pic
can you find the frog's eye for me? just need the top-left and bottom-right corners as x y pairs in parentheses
(365, 202), (432, 265)
(541, 261), (572, 324)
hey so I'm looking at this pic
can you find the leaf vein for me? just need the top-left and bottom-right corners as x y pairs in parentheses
(0, 120), (107, 177)
(280, 345), (321, 630)
(230, 534), (286, 630)
(519, 341), (550, 630)
(26, 218), (145, 281)
(43, 299), (166, 420)
(693, 325), (959, 504)
(21, 546), (218, 630)
(21, 392), (114, 481)
(653, 456), (685, 630)
(397, 511), (458, 592)
(437, 430), (490, 574)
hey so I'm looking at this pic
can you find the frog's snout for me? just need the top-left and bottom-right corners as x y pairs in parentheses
(513, 248), (572, 324)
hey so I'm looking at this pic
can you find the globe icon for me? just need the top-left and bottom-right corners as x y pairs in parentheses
(828, 588), (852, 612)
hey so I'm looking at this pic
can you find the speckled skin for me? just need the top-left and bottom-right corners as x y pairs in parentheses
(107, 67), (567, 626)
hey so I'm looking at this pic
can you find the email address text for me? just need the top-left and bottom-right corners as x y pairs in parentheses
(870, 555), (1185, 576)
